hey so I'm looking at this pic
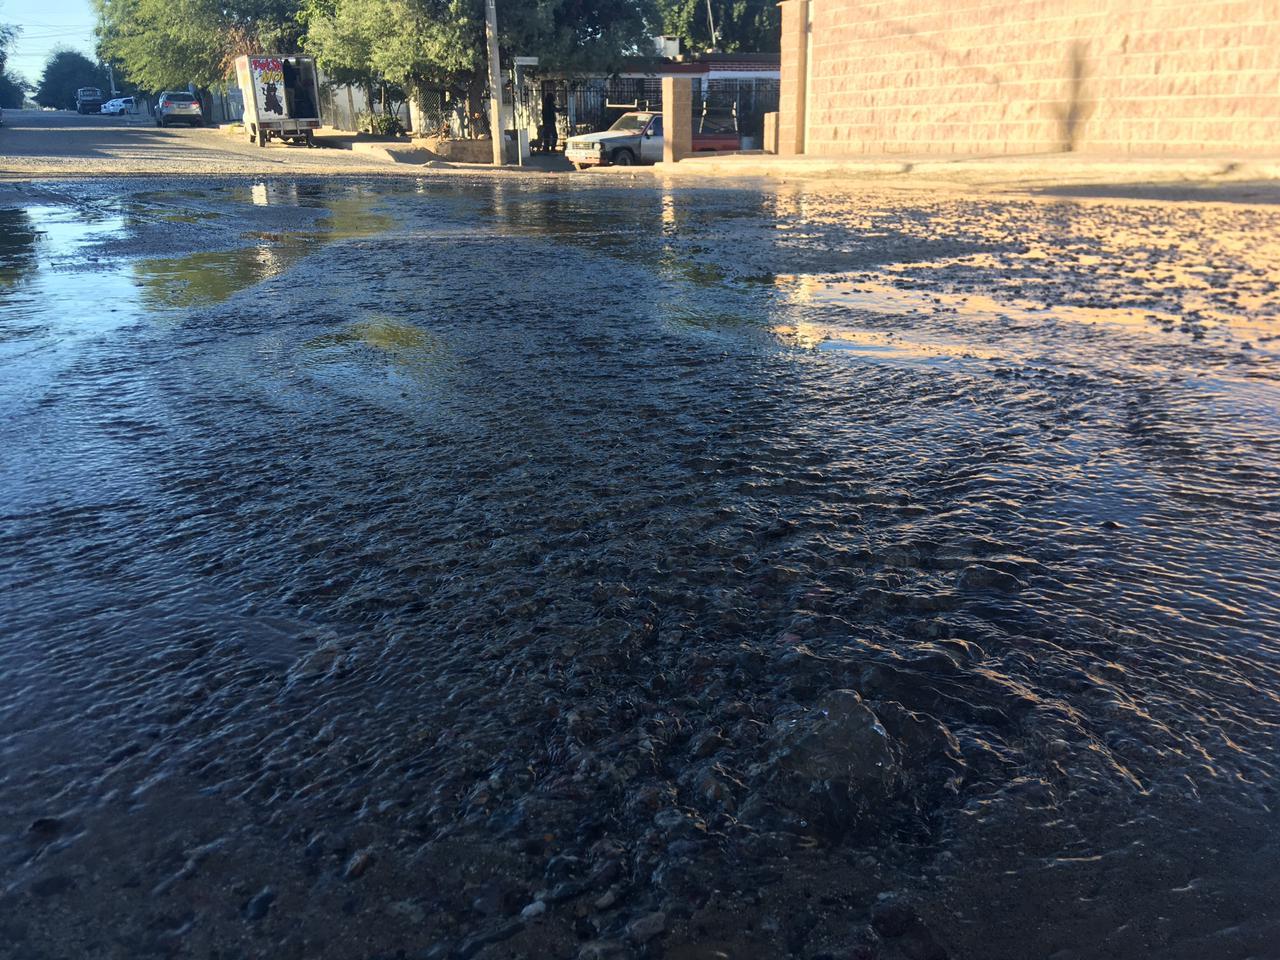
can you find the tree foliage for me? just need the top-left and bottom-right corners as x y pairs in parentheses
(35, 50), (111, 109)
(0, 26), (13, 77)
(94, 0), (303, 90)
(653, 0), (778, 53)
(301, 0), (479, 88)
(0, 72), (27, 108)
(498, 0), (654, 71)
(88, 0), (776, 106)
(1, 1), (15, 76)
(0, 3), (25, 107)
(302, 0), (653, 90)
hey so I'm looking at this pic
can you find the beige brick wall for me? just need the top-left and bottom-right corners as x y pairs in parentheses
(786, 0), (1280, 154)
(778, 0), (810, 155)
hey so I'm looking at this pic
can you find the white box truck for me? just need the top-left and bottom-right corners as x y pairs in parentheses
(234, 55), (321, 147)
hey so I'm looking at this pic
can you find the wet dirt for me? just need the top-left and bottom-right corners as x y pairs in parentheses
(1, 177), (1278, 960)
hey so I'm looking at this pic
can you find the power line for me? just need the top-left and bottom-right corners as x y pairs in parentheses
(12, 21), (97, 29)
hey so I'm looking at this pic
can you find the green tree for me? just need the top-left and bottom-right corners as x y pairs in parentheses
(302, 0), (652, 89)
(0, 27), (13, 77)
(1, 1), (16, 76)
(299, 0), (652, 133)
(0, 3), (27, 107)
(35, 49), (111, 109)
(301, 0), (479, 89)
(94, 0), (303, 90)
(499, 0), (655, 71)
(0, 71), (28, 108)
(654, 0), (778, 53)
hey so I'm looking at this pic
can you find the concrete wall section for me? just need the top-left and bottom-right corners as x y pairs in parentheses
(663, 77), (694, 163)
(784, 0), (1280, 155)
(778, 0), (810, 155)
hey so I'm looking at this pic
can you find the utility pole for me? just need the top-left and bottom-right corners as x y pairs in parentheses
(484, 0), (505, 166)
(704, 0), (719, 50)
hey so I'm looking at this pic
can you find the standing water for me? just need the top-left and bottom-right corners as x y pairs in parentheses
(1, 177), (1277, 959)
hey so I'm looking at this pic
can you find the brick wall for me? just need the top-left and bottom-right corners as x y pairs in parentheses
(778, 0), (809, 155)
(784, 0), (1280, 154)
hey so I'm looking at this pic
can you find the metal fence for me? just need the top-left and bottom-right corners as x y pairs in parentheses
(412, 86), (492, 139)
(703, 78), (780, 141)
(317, 81), (412, 132)
(209, 70), (776, 138)
(512, 74), (777, 144)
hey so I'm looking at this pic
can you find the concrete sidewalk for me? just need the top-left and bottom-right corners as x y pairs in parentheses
(345, 139), (574, 173)
(648, 152), (1280, 203)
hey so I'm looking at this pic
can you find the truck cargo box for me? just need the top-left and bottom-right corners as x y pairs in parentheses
(234, 55), (322, 147)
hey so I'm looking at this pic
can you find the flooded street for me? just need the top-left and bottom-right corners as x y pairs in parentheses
(1, 177), (1278, 960)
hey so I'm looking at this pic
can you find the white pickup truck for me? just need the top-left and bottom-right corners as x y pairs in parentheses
(565, 111), (741, 169)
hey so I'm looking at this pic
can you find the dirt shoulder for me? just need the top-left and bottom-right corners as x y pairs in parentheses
(0, 110), (542, 181)
(647, 151), (1280, 205)
(7, 110), (1280, 205)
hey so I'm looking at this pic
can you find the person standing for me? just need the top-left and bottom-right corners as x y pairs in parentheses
(541, 92), (558, 154)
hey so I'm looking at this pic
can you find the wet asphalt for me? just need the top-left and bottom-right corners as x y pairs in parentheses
(1, 177), (1278, 960)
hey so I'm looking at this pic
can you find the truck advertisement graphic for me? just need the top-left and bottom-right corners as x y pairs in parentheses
(250, 58), (286, 118)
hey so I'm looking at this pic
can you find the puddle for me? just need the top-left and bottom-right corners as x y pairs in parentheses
(302, 316), (448, 365)
(291, 315), (456, 408)
(779, 274), (1188, 331)
(772, 273), (1280, 385)
(0, 184), (410, 417)
(4, 183), (401, 322)
(0, 208), (38, 287)
(313, 196), (396, 239)
(771, 320), (1003, 367)
(228, 181), (398, 239)
(0, 205), (138, 330)
(134, 242), (317, 309)
(667, 306), (763, 335)
(0, 204), (145, 407)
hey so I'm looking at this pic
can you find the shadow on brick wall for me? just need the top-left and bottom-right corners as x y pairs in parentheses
(1056, 41), (1091, 152)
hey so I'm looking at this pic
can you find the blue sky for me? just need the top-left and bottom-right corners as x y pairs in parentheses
(3, 0), (97, 83)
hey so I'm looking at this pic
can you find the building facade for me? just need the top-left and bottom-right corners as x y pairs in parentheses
(778, 0), (1280, 155)
(517, 54), (781, 146)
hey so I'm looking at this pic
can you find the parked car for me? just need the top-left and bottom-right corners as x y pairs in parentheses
(565, 110), (741, 169)
(76, 87), (105, 114)
(100, 96), (138, 116)
(155, 91), (203, 127)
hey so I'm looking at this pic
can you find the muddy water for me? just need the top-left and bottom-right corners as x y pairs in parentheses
(1, 178), (1277, 960)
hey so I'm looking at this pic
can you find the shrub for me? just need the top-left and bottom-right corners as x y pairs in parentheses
(359, 111), (403, 137)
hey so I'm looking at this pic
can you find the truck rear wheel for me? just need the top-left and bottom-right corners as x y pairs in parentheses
(611, 148), (635, 166)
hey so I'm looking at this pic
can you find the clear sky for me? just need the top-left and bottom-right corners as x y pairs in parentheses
(2, 0), (98, 84)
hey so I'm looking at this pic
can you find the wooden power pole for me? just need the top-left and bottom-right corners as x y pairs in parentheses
(485, 0), (505, 166)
